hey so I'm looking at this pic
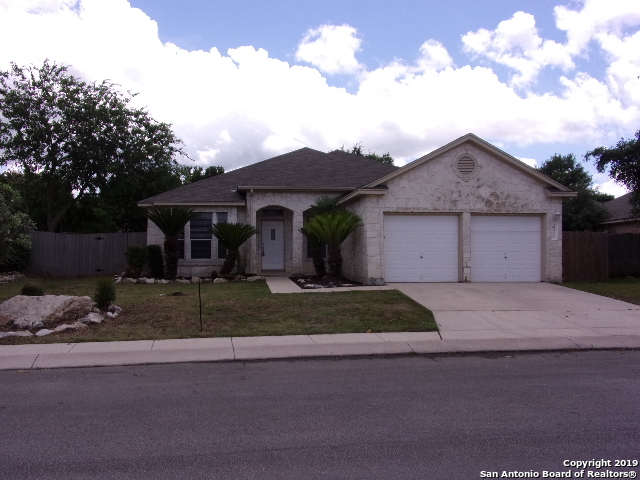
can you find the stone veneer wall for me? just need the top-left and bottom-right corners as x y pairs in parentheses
(345, 142), (564, 284)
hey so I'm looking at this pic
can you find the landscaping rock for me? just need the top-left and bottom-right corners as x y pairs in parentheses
(54, 323), (80, 333)
(247, 276), (266, 282)
(114, 277), (122, 283)
(0, 295), (93, 330)
(145, 278), (155, 284)
(79, 312), (104, 325)
(106, 312), (118, 320)
(156, 279), (170, 284)
(0, 330), (33, 339)
(213, 278), (228, 284)
(35, 329), (55, 337)
(121, 278), (135, 284)
(175, 279), (190, 284)
(135, 278), (147, 284)
(0, 272), (25, 285)
(201, 278), (212, 283)
(191, 276), (201, 283)
(233, 275), (245, 281)
(107, 305), (122, 315)
(303, 284), (324, 289)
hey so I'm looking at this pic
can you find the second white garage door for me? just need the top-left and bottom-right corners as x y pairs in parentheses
(384, 215), (459, 282)
(470, 215), (541, 282)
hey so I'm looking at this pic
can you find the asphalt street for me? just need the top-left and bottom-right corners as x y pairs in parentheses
(1, 351), (639, 479)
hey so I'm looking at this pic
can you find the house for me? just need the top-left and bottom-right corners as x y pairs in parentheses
(599, 192), (640, 234)
(138, 133), (576, 283)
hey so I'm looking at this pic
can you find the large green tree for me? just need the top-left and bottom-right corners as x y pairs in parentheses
(0, 183), (35, 271)
(0, 60), (187, 232)
(538, 153), (612, 231)
(586, 130), (640, 216)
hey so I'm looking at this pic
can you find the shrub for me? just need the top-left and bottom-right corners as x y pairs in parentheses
(94, 278), (116, 310)
(125, 245), (148, 277)
(21, 283), (44, 296)
(211, 269), (219, 279)
(147, 244), (164, 278)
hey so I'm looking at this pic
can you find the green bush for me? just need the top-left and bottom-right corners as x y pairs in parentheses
(125, 245), (148, 277)
(21, 283), (44, 296)
(94, 278), (116, 310)
(147, 244), (164, 279)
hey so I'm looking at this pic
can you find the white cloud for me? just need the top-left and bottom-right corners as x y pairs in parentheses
(594, 178), (628, 198)
(462, 11), (574, 87)
(295, 24), (364, 75)
(517, 157), (538, 168)
(0, 0), (638, 173)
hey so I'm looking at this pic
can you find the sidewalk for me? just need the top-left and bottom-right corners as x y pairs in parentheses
(2, 331), (639, 371)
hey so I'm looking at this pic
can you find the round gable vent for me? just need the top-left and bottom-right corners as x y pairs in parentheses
(454, 154), (478, 180)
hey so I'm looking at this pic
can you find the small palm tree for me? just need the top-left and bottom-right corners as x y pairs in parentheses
(146, 206), (198, 280)
(303, 211), (362, 279)
(211, 222), (257, 277)
(300, 195), (344, 277)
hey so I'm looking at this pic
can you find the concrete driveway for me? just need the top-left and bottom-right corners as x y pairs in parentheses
(389, 282), (640, 341)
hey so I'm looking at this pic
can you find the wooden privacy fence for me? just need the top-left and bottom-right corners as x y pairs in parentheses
(563, 232), (640, 282)
(29, 231), (147, 277)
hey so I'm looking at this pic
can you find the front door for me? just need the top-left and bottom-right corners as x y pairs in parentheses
(262, 220), (284, 270)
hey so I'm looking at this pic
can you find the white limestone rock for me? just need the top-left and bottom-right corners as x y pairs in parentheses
(35, 329), (55, 337)
(105, 312), (118, 320)
(121, 278), (135, 284)
(201, 278), (212, 283)
(145, 278), (155, 284)
(79, 312), (104, 324)
(156, 279), (170, 284)
(114, 277), (122, 283)
(175, 279), (190, 284)
(107, 305), (122, 315)
(0, 295), (93, 330)
(246, 276), (266, 282)
(303, 284), (323, 289)
(213, 278), (228, 284)
(0, 331), (33, 339)
(191, 276), (201, 283)
(54, 323), (79, 333)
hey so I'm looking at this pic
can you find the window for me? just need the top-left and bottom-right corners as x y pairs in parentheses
(190, 213), (212, 259)
(178, 228), (185, 259)
(216, 212), (228, 259)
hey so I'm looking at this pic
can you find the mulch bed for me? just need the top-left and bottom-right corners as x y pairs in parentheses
(289, 275), (363, 290)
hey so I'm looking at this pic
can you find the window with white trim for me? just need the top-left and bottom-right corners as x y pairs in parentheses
(190, 213), (212, 259)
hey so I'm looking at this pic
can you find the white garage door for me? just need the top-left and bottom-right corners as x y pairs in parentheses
(384, 215), (459, 282)
(471, 216), (541, 282)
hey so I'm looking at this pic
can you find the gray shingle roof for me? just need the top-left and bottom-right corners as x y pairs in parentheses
(139, 147), (399, 205)
(603, 192), (636, 222)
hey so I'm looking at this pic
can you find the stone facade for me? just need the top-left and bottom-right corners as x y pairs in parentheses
(342, 142), (564, 284)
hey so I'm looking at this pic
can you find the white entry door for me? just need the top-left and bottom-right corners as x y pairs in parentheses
(262, 220), (284, 270)
(471, 215), (541, 282)
(384, 215), (459, 282)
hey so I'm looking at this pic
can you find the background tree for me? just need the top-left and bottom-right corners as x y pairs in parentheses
(586, 130), (640, 216)
(146, 206), (198, 280)
(211, 223), (257, 277)
(178, 165), (225, 184)
(303, 211), (362, 279)
(0, 183), (35, 271)
(538, 153), (612, 231)
(340, 143), (394, 165)
(0, 60), (187, 232)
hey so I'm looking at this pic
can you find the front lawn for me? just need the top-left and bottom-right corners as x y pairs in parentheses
(562, 277), (640, 306)
(0, 277), (437, 344)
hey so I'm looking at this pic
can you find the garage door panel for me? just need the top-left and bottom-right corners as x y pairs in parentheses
(471, 216), (541, 282)
(384, 215), (459, 282)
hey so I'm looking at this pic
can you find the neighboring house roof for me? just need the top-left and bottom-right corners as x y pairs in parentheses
(340, 133), (575, 203)
(601, 192), (637, 224)
(138, 147), (399, 206)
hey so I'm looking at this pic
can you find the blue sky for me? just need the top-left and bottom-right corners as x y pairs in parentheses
(1, 0), (639, 196)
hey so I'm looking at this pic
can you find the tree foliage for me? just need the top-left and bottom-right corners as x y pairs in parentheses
(147, 206), (199, 280)
(340, 143), (394, 165)
(303, 211), (362, 278)
(0, 60), (187, 232)
(178, 165), (225, 184)
(538, 153), (612, 231)
(211, 222), (257, 277)
(0, 183), (35, 271)
(586, 130), (640, 216)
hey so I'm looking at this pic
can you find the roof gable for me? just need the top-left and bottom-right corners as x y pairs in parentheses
(362, 133), (574, 192)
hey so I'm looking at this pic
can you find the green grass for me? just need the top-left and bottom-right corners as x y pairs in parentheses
(562, 277), (640, 306)
(0, 276), (437, 344)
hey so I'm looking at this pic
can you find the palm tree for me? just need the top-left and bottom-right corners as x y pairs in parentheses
(211, 222), (257, 277)
(299, 195), (343, 277)
(303, 210), (362, 279)
(146, 206), (198, 280)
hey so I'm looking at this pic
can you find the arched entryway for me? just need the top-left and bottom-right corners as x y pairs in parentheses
(256, 206), (293, 273)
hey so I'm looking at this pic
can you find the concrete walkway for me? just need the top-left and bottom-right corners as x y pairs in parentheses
(1, 281), (639, 370)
